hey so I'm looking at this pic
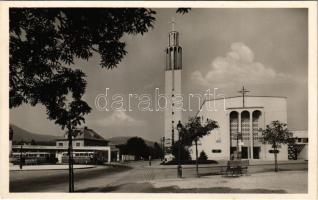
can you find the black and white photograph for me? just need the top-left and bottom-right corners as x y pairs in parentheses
(0, 1), (317, 198)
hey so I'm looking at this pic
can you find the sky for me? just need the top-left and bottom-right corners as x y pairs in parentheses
(10, 8), (308, 143)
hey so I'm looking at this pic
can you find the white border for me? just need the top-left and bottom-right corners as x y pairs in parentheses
(0, 1), (317, 200)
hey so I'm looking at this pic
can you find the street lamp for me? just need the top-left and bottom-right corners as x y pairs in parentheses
(19, 144), (23, 170)
(161, 136), (165, 161)
(177, 120), (183, 178)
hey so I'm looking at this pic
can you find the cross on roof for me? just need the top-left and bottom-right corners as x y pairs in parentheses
(238, 86), (250, 108)
(169, 17), (176, 31)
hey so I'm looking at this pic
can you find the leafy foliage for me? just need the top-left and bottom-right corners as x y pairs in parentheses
(180, 117), (219, 145)
(171, 141), (191, 161)
(261, 120), (293, 148)
(151, 142), (164, 159)
(176, 8), (191, 14)
(261, 120), (293, 171)
(179, 116), (218, 176)
(10, 8), (157, 129)
(125, 137), (150, 160)
(10, 8), (189, 130)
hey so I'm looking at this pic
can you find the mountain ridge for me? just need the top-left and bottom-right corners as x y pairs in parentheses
(10, 124), (158, 147)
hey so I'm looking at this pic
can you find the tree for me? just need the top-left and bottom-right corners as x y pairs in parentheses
(152, 142), (164, 159)
(181, 117), (218, 177)
(171, 141), (191, 161)
(198, 150), (208, 161)
(125, 137), (149, 160)
(261, 120), (293, 172)
(10, 8), (190, 191)
(10, 8), (158, 129)
(30, 139), (37, 145)
(10, 8), (190, 128)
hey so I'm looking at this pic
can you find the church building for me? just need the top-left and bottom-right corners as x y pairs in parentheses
(163, 24), (307, 161)
(190, 94), (289, 161)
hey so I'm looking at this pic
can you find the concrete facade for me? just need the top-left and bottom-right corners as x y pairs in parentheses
(190, 96), (289, 161)
(164, 30), (183, 156)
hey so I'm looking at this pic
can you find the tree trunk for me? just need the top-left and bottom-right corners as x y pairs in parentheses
(195, 138), (199, 177)
(274, 146), (278, 172)
(67, 123), (74, 192)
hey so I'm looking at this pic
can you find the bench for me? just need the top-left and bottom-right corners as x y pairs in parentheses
(221, 160), (249, 177)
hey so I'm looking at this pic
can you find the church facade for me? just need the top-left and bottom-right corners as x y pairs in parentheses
(190, 95), (289, 160)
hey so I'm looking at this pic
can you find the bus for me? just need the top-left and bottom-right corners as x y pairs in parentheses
(61, 151), (106, 164)
(11, 152), (57, 165)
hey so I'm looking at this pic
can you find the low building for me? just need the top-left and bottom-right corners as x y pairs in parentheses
(11, 127), (120, 164)
(289, 130), (308, 160)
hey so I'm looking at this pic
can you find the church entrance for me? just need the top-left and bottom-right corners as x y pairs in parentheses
(253, 147), (260, 159)
(241, 147), (248, 159)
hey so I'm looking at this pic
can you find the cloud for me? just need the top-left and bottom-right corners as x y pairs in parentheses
(94, 110), (146, 127)
(191, 42), (295, 88)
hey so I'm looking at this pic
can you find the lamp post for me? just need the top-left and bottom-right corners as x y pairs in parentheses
(161, 136), (165, 161)
(177, 121), (183, 178)
(19, 144), (23, 170)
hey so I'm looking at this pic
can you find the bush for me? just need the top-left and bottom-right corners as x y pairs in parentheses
(198, 150), (208, 161)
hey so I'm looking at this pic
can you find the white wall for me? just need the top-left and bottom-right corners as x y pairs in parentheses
(164, 70), (182, 145)
(190, 96), (288, 161)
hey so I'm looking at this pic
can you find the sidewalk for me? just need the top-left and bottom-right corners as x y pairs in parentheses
(149, 159), (307, 169)
(147, 170), (308, 193)
(10, 164), (96, 171)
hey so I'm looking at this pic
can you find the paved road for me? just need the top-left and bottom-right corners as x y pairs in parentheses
(10, 160), (308, 193)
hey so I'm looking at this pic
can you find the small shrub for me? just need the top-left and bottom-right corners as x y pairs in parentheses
(198, 150), (208, 161)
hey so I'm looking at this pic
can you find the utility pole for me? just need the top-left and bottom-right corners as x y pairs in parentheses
(177, 121), (183, 178)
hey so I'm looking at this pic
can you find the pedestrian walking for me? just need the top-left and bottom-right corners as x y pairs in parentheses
(149, 155), (152, 166)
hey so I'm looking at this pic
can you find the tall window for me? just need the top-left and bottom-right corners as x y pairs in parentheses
(241, 111), (250, 143)
(252, 110), (262, 142)
(230, 111), (238, 146)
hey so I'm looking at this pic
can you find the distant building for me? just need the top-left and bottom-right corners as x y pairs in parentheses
(11, 127), (120, 164)
(56, 127), (109, 148)
(289, 130), (308, 160)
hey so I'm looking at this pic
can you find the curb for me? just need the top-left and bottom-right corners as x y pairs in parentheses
(10, 165), (96, 171)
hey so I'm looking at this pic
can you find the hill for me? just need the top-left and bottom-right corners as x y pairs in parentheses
(107, 136), (157, 147)
(10, 124), (60, 144)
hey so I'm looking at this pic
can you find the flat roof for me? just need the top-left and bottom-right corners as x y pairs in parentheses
(226, 106), (264, 110)
(205, 95), (287, 102)
(195, 95), (286, 116)
(12, 145), (114, 151)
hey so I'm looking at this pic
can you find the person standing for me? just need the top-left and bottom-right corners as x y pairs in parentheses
(148, 155), (152, 166)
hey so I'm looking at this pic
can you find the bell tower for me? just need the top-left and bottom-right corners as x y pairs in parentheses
(164, 19), (182, 159)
